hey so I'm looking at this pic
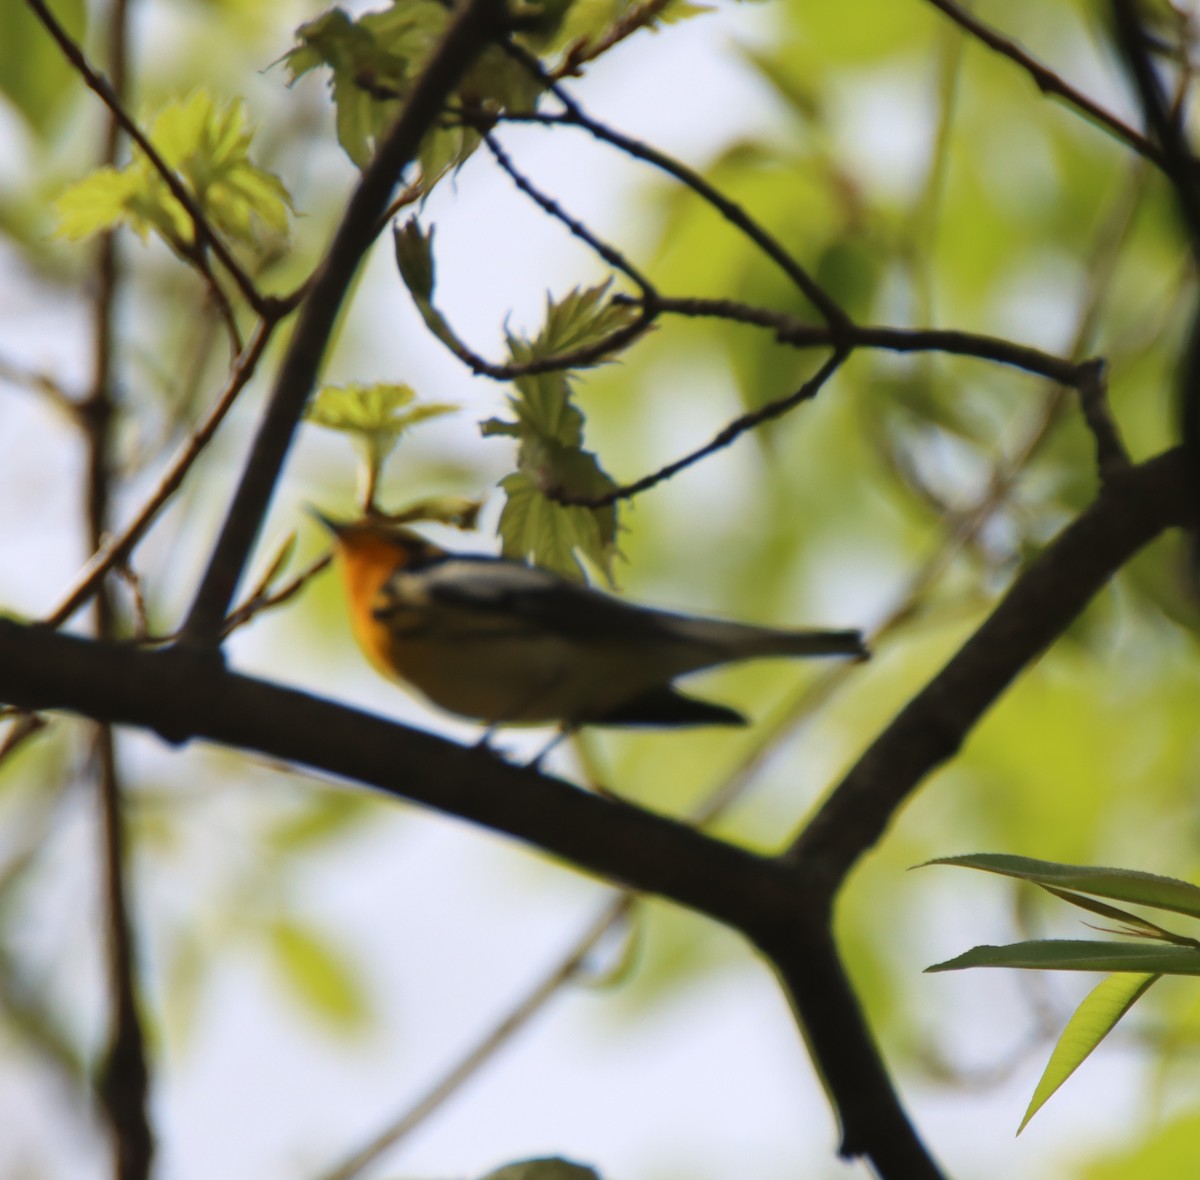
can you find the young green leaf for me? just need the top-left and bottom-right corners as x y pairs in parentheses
(497, 469), (617, 582)
(306, 382), (457, 468)
(305, 382), (457, 511)
(1018, 972), (1158, 1133)
(479, 283), (642, 580)
(54, 90), (292, 253)
(283, 2), (544, 177)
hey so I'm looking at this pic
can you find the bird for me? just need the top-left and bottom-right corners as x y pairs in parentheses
(315, 512), (867, 736)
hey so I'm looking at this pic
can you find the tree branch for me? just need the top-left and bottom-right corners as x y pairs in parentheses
(7, 455), (1189, 1178)
(787, 447), (1193, 887)
(180, 0), (512, 644)
(925, 0), (1169, 168)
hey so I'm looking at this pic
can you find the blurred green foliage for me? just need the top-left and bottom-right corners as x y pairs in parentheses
(3, 0), (1200, 1178)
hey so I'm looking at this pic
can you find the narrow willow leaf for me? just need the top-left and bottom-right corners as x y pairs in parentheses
(1040, 885), (1200, 947)
(927, 854), (1200, 920)
(927, 939), (1200, 975)
(1018, 972), (1158, 1132)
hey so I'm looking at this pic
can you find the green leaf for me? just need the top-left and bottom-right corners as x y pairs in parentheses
(0, 0), (86, 135)
(528, 282), (644, 371)
(284, 1), (543, 175)
(305, 382), (457, 472)
(54, 167), (147, 240)
(481, 1160), (601, 1180)
(393, 219), (461, 349)
(926, 854), (1200, 921)
(268, 919), (370, 1032)
(496, 465), (617, 583)
(927, 939), (1200, 975)
(54, 90), (293, 253)
(1039, 886), (1200, 947)
(393, 217), (436, 301)
(306, 382), (456, 509)
(1018, 972), (1158, 1133)
(479, 285), (639, 580)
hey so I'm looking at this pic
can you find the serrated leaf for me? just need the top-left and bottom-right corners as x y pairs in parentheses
(284, 0), (541, 175)
(481, 1160), (601, 1180)
(54, 168), (147, 240)
(306, 382), (456, 466)
(533, 281), (643, 366)
(497, 470), (616, 582)
(927, 854), (1200, 921)
(268, 919), (370, 1032)
(484, 284), (633, 582)
(54, 90), (292, 253)
(927, 939), (1200, 975)
(1018, 972), (1157, 1132)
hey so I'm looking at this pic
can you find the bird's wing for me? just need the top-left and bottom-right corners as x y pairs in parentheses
(402, 555), (682, 644)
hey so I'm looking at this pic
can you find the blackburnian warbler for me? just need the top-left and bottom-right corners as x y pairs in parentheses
(317, 513), (867, 733)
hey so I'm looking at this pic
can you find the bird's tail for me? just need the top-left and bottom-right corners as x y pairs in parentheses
(669, 616), (868, 661)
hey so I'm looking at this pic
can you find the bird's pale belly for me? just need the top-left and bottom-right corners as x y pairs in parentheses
(385, 631), (679, 724)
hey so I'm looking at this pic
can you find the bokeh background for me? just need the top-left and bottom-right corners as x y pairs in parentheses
(4, 1), (1200, 1177)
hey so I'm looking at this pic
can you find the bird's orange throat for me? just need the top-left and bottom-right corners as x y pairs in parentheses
(333, 534), (406, 681)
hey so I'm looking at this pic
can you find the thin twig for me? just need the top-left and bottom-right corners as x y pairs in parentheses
(625, 294), (1092, 384)
(493, 87), (850, 328)
(554, 348), (841, 506)
(22, 0), (276, 320)
(81, 0), (153, 1173)
(925, 0), (1170, 168)
(483, 130), (656, 294)
(220, 552), (331, 639)
(554, 0), (675, 76)
(0, 356), (83, 417)
(47, 321), (273, 629)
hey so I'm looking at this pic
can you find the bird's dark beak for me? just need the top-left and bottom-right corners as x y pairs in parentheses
(306, 506), (344, 536)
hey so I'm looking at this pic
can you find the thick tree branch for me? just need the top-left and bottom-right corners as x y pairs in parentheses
(181, 0), (512, 644)
(0, 615), (943, 1177)
(0, 626), (788, 928)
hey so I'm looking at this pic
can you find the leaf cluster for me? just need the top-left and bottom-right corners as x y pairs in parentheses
(54, 90), (292, 254)
(928, 854), (1200, 1130)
